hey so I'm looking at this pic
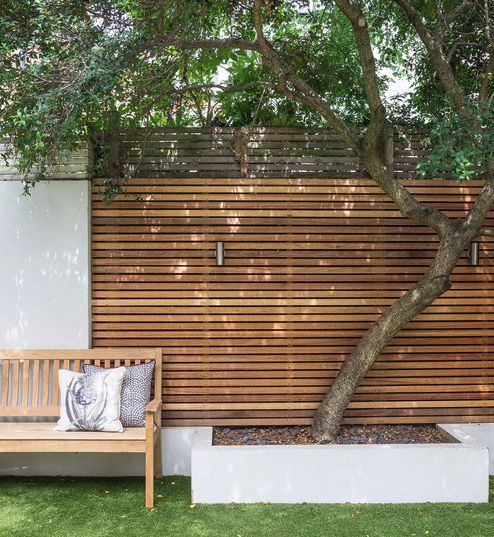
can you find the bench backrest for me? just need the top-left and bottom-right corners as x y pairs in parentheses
(0, 348), (162, 417)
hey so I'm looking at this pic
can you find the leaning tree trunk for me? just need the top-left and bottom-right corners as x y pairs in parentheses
(311, 220), (477, 442)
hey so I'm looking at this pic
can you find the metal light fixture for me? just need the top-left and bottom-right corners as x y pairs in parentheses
(216, 241), (225, 266)
(469, 241), (479, 266)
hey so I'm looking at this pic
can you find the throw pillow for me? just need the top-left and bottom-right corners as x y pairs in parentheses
(82, 361), (155, 427)
(55, 367), (125, 432)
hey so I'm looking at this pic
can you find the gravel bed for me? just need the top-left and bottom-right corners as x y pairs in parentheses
(213, 424), (456, 445)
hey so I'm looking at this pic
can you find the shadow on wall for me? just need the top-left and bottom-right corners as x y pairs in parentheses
(0, 180), (89, 348)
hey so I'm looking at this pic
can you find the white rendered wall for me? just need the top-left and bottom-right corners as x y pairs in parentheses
(0, 180), (90, 348)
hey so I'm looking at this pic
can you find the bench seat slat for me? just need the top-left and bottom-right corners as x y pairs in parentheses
(42, 360), (50, 406)
(12, 361), (19, 406)
(52, 359), (60, 405)
(0, 406), (60, 417)
(22, 360), (30, 406)
(0, 439), (146, 453)
(32, 360), (40, 406)
(0, 422), (146, 441)
(1, 362), (8, 406)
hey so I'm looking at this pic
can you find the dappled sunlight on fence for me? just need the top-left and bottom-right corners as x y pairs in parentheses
(91, 175), (494, 427)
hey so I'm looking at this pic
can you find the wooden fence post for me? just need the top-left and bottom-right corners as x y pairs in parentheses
(232, 127), (249, 177)
(102, 129), (121, 178)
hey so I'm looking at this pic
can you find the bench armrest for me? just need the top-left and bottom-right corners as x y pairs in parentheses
(146, 398), (162, 414)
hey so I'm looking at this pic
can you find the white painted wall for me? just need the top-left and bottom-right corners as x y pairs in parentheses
(0, 180), (90, 348)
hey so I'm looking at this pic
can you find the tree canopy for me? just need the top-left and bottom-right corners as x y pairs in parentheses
(1, 1), (492, 187)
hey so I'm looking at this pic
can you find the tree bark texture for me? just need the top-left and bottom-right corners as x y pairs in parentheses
(312, 239), (461, 442)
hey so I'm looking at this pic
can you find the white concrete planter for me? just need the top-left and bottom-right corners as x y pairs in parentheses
(440, 423), (494, 474)
(191, 427), (489, 504)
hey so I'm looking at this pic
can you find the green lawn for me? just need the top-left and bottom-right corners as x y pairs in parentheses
(0, 476), (493, 537)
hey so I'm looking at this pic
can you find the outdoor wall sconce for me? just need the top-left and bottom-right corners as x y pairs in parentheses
(469, 241), (479, 266)
(216, 241), (225, 266)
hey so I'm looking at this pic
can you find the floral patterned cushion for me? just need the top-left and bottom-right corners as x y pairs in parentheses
(82, 362), (155, 427)
(55, 367), (125, 432)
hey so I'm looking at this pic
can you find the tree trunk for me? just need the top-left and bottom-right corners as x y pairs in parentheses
(311, 224), (474, 442)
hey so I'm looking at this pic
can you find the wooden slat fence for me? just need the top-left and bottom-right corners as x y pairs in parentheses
(91, 176), (494, 426)
(0, 140), (90, 181)
(116, 127), (425, 178)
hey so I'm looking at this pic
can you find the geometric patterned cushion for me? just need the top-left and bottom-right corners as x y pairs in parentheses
(82, 361), (155, 427)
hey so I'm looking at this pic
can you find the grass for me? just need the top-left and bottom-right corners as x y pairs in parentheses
(0, 476), (493, 537)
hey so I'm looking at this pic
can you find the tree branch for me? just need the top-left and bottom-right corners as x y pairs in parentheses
(363, 153), (453, 237)
(464, 177), (494, 235)
(393, 0), (466, 111)
(436, 0), (474, 44)
(332, 0), (386, 153)
(160, 81), (274, 97)
(329, 1), (453, 235)
(479, 48), (494, 101)
(446, 0), (475, 23)
(251, 0), (359, 151)
(157, 36), (261, 53)
(332, 1), (382, 110)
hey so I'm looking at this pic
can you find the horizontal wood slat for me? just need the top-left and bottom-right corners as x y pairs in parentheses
(91, 176), (494, 426)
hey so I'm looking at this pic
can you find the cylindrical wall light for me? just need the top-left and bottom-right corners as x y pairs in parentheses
(469, 241), (479, 266)
(216, 241), (225, 266)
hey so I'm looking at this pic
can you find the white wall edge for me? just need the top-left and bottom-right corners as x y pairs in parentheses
(86, 179), (92, 349)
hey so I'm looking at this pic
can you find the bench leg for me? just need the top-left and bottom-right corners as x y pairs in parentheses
(154, 429), (163, 478)
(146, 433), (154, 508)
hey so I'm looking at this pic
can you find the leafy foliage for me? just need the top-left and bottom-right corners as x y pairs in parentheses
(419, 104), (494, 181)
(0, 0), (493, 193)
(0, 0), (132, 190)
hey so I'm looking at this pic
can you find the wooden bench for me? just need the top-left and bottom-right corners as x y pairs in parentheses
(0, 348), (162, 508)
